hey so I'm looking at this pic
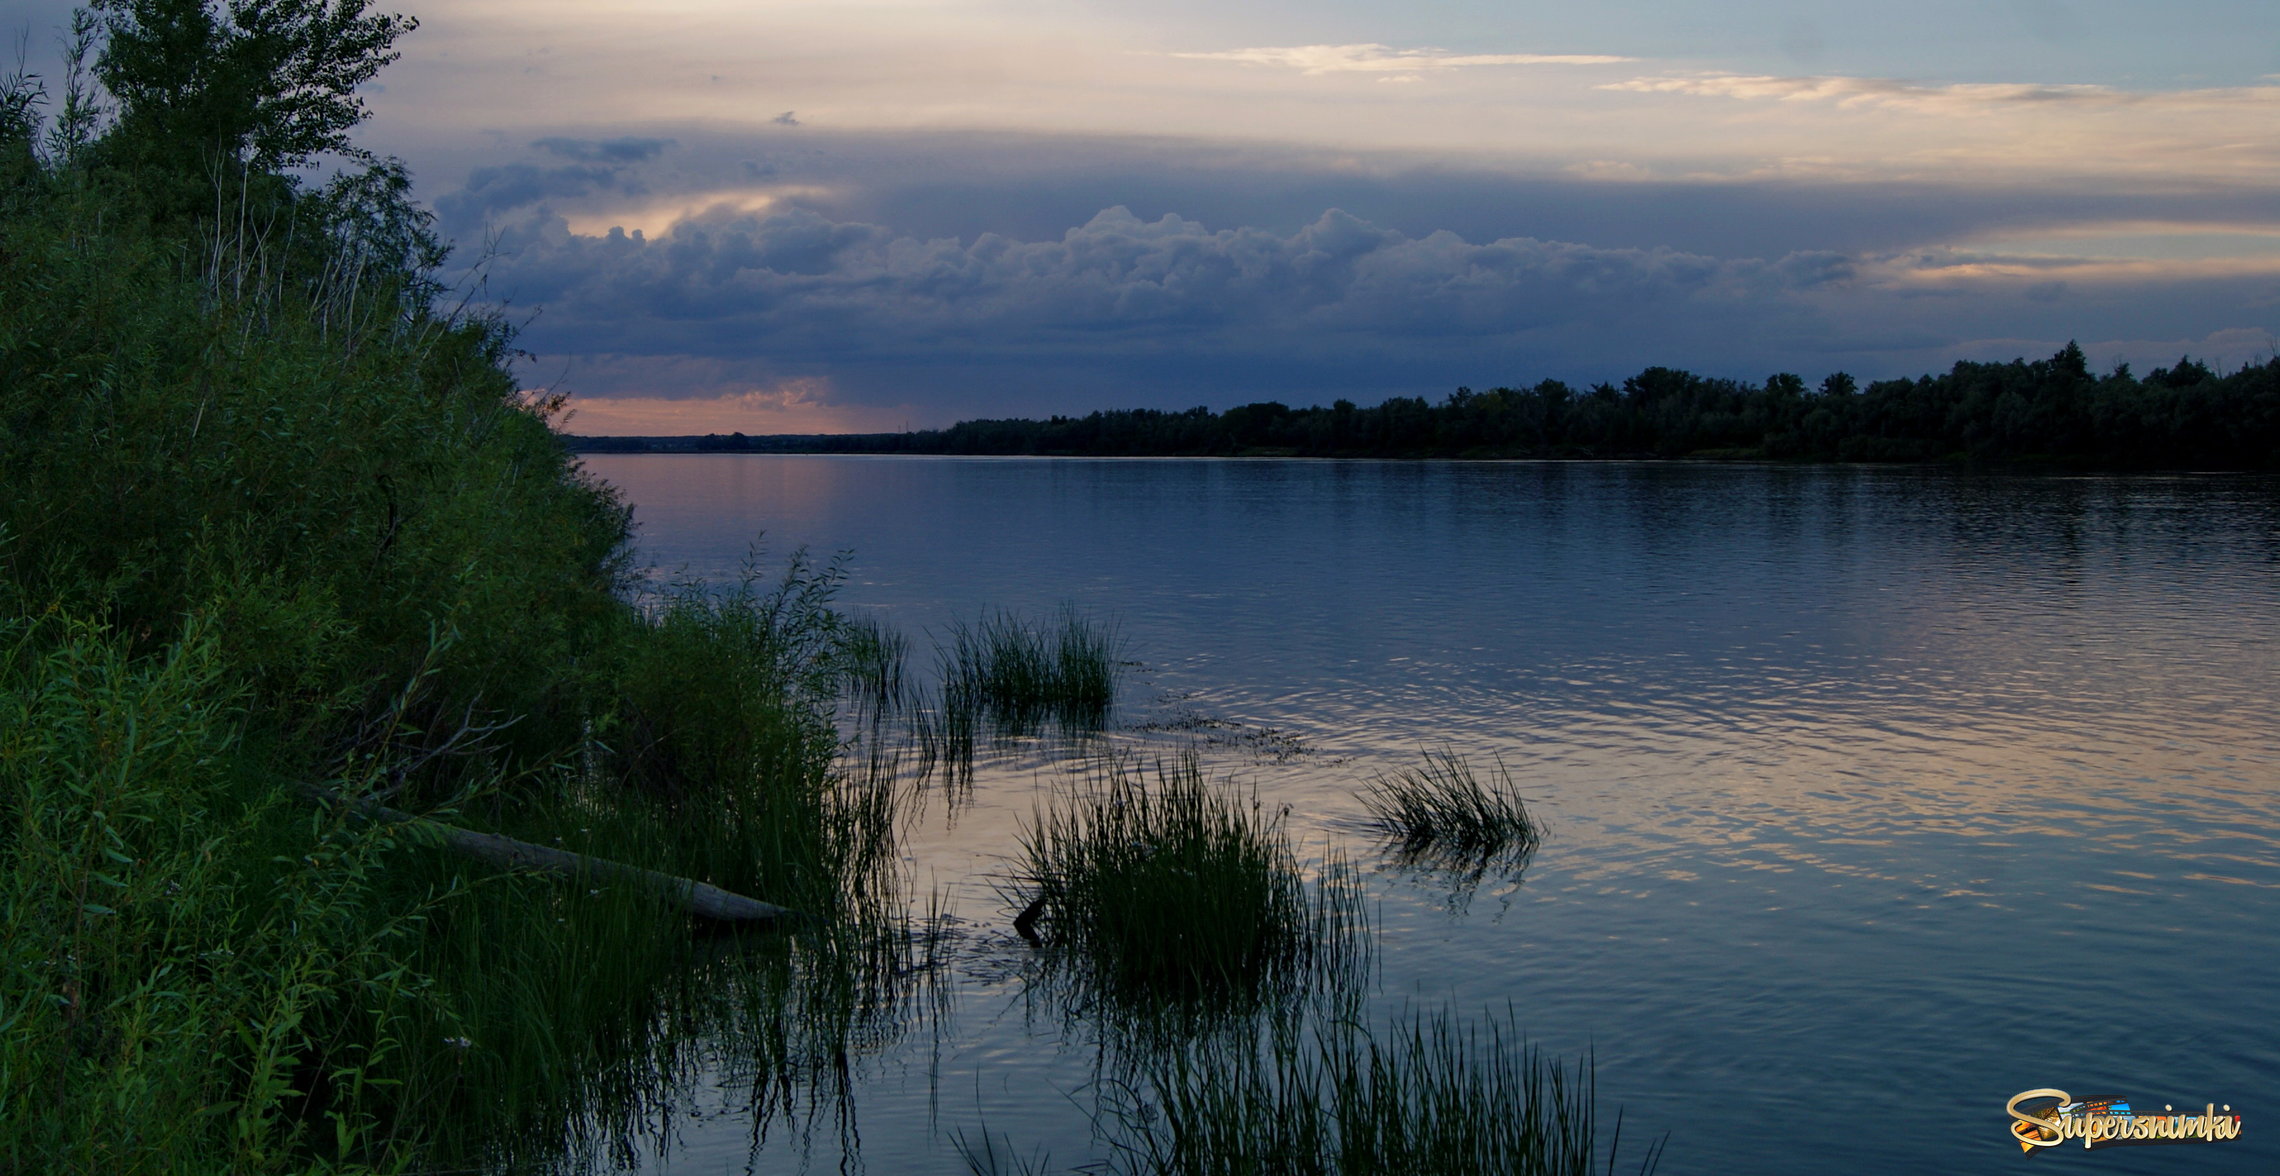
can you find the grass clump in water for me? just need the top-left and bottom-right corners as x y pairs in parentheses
(1045, 605), (1121, 724)
(911, 685), (979, 789)
(1014, 755), (1351, 1005)
(1362, 748), (1541, 870)
(940, 606), (1124, 734)
(1118, 1009), (1661, 1176)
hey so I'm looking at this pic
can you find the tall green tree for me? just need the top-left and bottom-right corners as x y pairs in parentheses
(95, 0), (415, 173)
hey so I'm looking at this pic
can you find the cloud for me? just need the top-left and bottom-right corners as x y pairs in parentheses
(1584, 72), (2280, 183)
(1562, 160), (1659, 182)
(551, 185), (843, 237)
(485, 204), (1840, 347)
(545, 125), (2277, 259)
(1604, 72), (2280, 115)
(435, 163), (632, 227)
(531, 135), (678, 163)
(393, 124), (2280, 422)
(434, 147), (837, 237)
(371, 4), (2280, 191)
(445, 191), (2280, 424)
(773, 111), (801, 126)
(464, 201), (1885, 418)
(1877, 250), (2280, 284)
(1174, 43), (1634, 75)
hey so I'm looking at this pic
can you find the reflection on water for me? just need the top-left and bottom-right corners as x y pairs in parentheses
(579, 456), (2280, 1175)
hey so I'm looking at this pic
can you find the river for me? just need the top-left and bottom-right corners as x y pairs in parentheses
(575, 455), (2279, 1175)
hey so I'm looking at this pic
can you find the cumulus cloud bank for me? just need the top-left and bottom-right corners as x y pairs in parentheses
(434, 139), (2280, 424)
(482, 203), (1855, 367)
(449, 176), (2280, 419)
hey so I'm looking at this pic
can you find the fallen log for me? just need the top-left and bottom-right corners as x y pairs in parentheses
(302, 786), (805, 926)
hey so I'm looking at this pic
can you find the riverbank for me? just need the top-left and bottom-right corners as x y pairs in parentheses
(0, 28), (911, 1168)
(564, 348), (2280, 468)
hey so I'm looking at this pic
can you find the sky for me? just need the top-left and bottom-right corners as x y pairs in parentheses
(20, 0), (2280, 431)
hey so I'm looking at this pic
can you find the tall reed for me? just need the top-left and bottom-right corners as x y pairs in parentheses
(838, 610), (910, 715)
(337, 575), (926, 1171)
(912, 685), (979, 789)
(1045, 604), (1121, 727)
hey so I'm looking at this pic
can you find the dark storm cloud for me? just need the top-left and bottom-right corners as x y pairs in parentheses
(470, 200), (1893, 414)
(427, 138), (681, 229)
(432, 126), (2280, 261)
(414, 128), (2278, 420)
(434, 163), (632, 228)
(488, 203), (1840, 345)
(530, 135), (677, 163)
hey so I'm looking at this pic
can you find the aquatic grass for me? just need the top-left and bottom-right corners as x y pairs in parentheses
(945, 611), (1050, 728)
(1113, 1009), (1663, 1176)
(955, 1127), (1059, 1176)
(1046, 604), (1121, 727)
(1013, 756), (1359, 1011)
(1362, 748), (1542, 870)
(905, 606), (1123, 788)
(1018, 755), (1303, 998)
(0, 573), (924, 1174)
(910, 683), (979, 790)
(938, 606), (1125, 735)
(390, 855), (930, 1174)
(837, 611), (910, 715)
(377, 696), (926, 1172)
(594, 563), (867, 907)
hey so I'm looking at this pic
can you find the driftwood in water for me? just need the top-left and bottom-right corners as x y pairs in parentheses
(1013, 894), (1048, 944)
(303, 786), (804, 926)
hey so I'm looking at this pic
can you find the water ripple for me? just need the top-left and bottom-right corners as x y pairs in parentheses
(584, 456), (2280, 1176)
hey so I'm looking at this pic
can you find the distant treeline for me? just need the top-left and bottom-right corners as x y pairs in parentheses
(576, 344), (2280, 467)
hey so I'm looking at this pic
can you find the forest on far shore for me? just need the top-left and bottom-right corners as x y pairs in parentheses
(574, 343), (2280, 468)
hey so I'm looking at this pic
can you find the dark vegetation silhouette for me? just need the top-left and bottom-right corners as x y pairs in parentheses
(590, 347), (2279, 468)
(4, 4), (917, 1171)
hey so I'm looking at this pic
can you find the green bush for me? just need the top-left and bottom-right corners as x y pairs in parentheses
(0, 616), (435, 1172)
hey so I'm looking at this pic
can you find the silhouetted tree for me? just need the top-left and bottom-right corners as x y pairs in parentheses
(95, 0), (414, 174)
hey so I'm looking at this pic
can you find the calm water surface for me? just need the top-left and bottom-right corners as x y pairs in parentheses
(579, 455), (2280, 1175)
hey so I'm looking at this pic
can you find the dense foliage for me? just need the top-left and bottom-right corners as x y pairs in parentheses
(609, 347), (2280, 468)
(2, 6), (892, 1173)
